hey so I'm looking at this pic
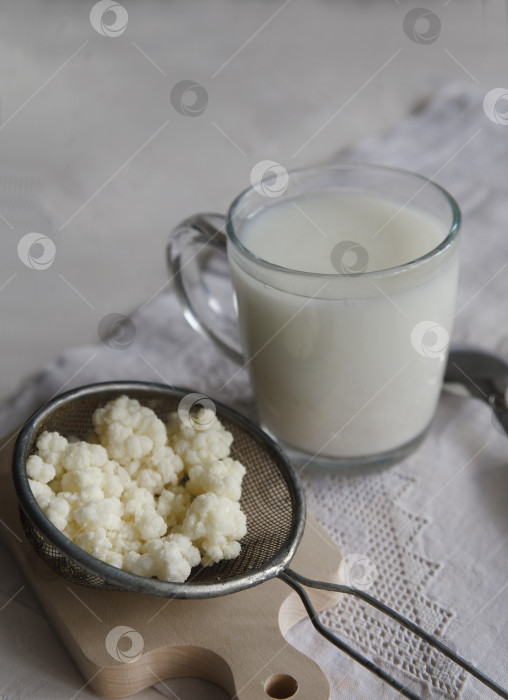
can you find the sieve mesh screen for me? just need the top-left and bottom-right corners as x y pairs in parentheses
(16, 385), (300, 593)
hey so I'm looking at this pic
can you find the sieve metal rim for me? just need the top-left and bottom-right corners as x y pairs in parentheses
(12, 381), (306, 599)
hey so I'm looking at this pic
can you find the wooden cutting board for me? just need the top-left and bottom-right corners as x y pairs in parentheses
(0, 431), (343, 700)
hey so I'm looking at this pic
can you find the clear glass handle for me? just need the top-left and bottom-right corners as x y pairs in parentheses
(167, 213), (243, 364)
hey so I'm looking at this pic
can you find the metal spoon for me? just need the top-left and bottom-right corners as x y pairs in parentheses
(444, 347), (508, 436)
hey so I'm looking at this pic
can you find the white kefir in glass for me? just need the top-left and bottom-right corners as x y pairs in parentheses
(229, 189), (458, 461)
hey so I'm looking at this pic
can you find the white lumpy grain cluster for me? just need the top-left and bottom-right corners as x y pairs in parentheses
(27, 395), (247, 583)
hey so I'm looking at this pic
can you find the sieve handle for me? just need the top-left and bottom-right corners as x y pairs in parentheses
(167, 213), (244, 364)
(279, 569), (508, 700)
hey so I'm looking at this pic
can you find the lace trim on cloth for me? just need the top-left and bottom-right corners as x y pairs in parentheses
(300, 469), (467, 698)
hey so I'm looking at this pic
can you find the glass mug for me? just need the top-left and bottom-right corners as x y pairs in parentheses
(168, 164), (460, 471)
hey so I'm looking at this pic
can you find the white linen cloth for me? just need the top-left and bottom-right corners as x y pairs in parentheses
(1, 82), (507, 699)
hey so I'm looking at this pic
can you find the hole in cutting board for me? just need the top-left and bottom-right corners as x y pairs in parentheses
(264, 673), (298, 698)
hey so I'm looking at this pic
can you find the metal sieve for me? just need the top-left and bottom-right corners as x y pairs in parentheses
(12, 382), (508, 700)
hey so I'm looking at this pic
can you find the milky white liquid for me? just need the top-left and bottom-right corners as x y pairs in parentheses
(229, 190), (459, 459)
